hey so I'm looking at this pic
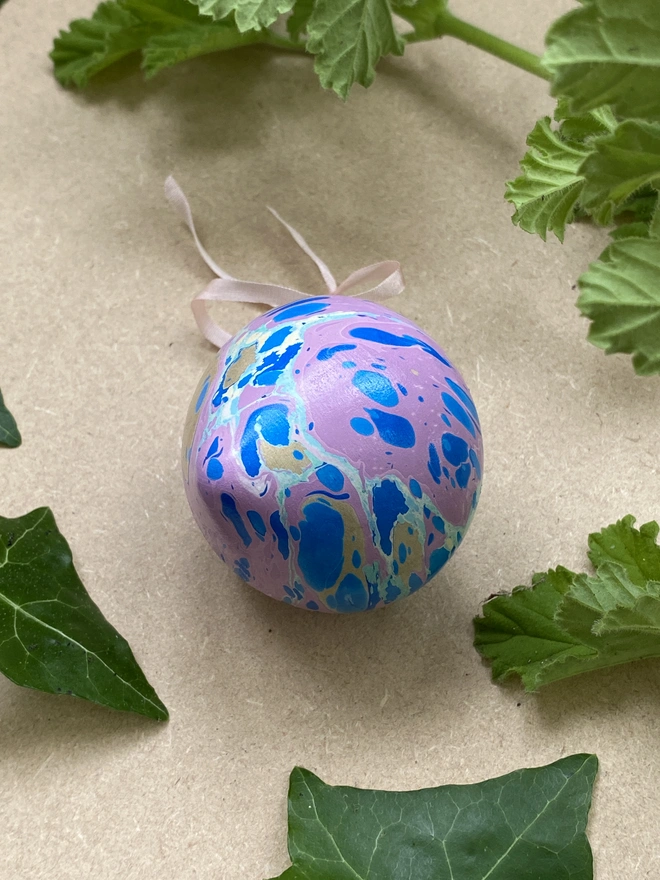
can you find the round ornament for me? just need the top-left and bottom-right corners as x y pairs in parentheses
(169, 178), (483, 612)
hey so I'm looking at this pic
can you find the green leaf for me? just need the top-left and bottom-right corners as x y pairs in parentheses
(286, 0), (314, 41)
(474, 516), (660, 691)
(191, 0), (296, 33)
(50, 1), (151, 87)
(544, 0), (660, 121)
(268, 757), (597, 880)
(609, 221), (651, 241)
(505, 117), (592, 242)
(0, 388), (21, 449)
(143, 20), (259, 76)
(577, 233), (660, 374)
(122, 0), (202, 25)
(392, 0), (448, 41)
(0, 507), (168, 720)
(306, 0), (404, 99)
(553, 98), (617, 141)
(51, 0), (253, 86)
(579, 120), (660, 223)
(587, 515), (660, 584)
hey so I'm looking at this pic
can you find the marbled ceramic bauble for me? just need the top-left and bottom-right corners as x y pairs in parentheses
(183, 295), (483, 612)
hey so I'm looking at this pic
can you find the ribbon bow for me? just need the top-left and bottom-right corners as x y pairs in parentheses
(165, 176), (405, 348)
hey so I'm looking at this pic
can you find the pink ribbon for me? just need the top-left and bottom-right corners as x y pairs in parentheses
(165, 176), (405, 348)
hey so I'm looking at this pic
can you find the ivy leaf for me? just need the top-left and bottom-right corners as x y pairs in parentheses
(544, 0), (660, 122)
(474, 516), (660, 691)
(0, 507), (168, 720)
(306, 0), (404, 99)
(577, 229), (660, 374)
(0, 388), (21, 449)
(579, 120), (660, 222)
(286, 0), (314, 41)
(268, 757), (597, 880)
(505, 117), (592, 242)
(143, 20), (259, 76)
(191, 0), (296, 33)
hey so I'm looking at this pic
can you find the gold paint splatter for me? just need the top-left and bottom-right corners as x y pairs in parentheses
(261, 440), (310, 474)
(392, 520), (424, 585)
(224, 344), (257, 388)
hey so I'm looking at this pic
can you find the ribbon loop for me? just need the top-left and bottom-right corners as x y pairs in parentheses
(165, 175), (405, 348)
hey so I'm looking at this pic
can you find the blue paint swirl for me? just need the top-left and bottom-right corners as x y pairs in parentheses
(446, 377), (479, 424)
(317, 344), (357, 361)
(298, 501), (344, 592)
(364, 408), (415, 448)
(334, 573), (368, 612)
(253, 342), (302, 386)
(372, 480), (408, 555)
(247, 509), (266, 539)
(270, 510), (290, 560)
(429, 546), (451, 576)
(350, 417), (374, 436)
(317, 464), (345, 492)
(221, 493), (252, 547)
(240, 404), (289, 477)
(352, 370), (399, 407)
(206, 458), (224, 480)
(348, 326), (451, 367)
(428, 443), (441, 484)
(442, 433), (469, 466)
(456, 462), (472, 488)
(260, 326), (292, 352)
(273, 300), (328, 322)
(441, 392), (477, 437)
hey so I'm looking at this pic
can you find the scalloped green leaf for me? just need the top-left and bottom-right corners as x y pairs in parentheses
(579, 120), (660, 223)
(143, 21), (258, 75)
(577, 232), (660, 374)
(51, 0), (249, 86)
(191, 0), (296, 33)
(505, 117), (592, 242)
(306, 0), (404, 99)
(50, 0), (150, 87)
(544, 0), (660, 121)
(0, 507), (168, 719)
(475, 516), (660, 690)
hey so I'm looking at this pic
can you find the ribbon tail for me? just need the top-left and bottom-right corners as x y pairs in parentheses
(267, 207), (337, 293)
(165, 176), (236, 280)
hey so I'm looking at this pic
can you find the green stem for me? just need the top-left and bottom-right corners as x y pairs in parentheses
(406, 10), (550, 81)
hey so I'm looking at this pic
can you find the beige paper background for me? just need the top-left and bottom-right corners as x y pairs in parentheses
(1, 1), (659, 877)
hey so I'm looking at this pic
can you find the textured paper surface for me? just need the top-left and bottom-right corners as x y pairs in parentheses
(1, 1), (659, 878)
